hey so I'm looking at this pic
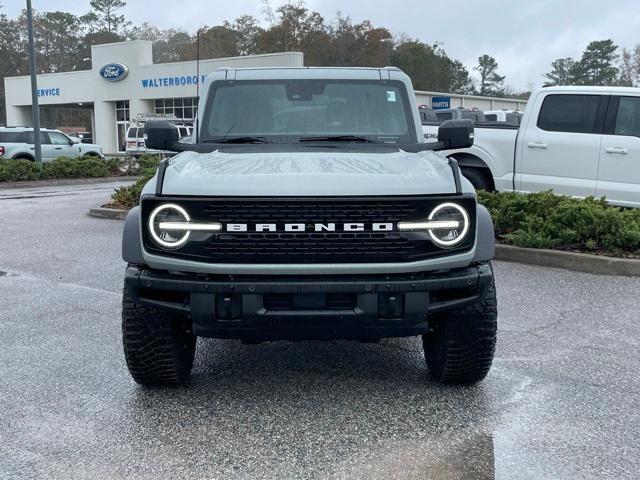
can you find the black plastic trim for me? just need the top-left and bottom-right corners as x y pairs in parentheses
(603, 95), (620, 135)
(155, 159), (169, 196)
(448, 157), (462, 194)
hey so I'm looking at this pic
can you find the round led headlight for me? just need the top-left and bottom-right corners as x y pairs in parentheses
(148, 203), (191, 248)
(427, 202), (470, 247)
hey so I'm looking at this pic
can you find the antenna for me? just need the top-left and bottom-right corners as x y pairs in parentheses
(195, 28), (201, 143)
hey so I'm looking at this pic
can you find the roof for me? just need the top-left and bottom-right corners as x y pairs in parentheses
(206, 66), (408, 82)
(539, 85), (640, 94)
(0, 126), (58, 131)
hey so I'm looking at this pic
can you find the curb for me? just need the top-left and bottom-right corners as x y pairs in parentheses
(88, 205), (128, 220)
(0, 176), (140, 189)
(495, 244), (640, 277)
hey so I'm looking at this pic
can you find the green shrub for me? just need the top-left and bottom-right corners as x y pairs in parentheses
(41, 157), (110, 179)
(0, 155), (159, 183)
(137, 155), (161, 172)
(0, 159), (41, 182)
(478, 190), (640, 256)
(110, 170), (155, 209)
(117, 154), (161, 176)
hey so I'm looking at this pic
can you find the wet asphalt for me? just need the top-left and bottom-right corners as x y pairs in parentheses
(0, 181), (639, 479)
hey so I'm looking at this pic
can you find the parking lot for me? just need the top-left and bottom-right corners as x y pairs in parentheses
(0, 180), (639, 479)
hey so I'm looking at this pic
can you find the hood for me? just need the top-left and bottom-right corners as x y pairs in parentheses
(80, 143), (102, 150)
(159, 148), (466, 197)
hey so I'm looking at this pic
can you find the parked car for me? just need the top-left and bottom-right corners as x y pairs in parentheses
(483, 109), (522, 125)
(68, 131), (94, 144)
(126, 124), (191, 156)
(0, 127), (103, 161)
(423, 86), (640, 208)
(121, 66), (498, 387)
(426, 108), (487, 123)
(418, 106), (438, 123)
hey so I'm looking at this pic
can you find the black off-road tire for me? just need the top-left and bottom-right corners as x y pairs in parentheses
(460, 167), (493, 191)
(422, 277), (497, 385)
(122, 287), (196, 386)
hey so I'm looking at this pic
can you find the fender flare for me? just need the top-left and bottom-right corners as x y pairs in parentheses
(473, 203), (495, 262)
(12, 153), (36, 161)
(122, 206), (145, 264)
(448, 153), (496, 191)
(83, 150), (103, 157)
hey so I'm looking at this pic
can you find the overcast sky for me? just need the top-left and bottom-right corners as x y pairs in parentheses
(4, 0), (639, 90)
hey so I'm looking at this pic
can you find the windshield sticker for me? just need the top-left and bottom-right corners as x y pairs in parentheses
(386, 90), (397, 102)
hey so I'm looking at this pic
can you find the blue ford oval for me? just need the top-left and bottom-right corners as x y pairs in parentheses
(99, 63), (129, 82)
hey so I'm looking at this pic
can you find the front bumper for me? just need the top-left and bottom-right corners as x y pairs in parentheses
(125, 263), (493, 341)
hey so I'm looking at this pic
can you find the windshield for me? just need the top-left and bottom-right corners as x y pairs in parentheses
(201, 79), (416, 144)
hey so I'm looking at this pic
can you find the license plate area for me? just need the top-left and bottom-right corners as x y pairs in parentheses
(263, 293), (357, 311)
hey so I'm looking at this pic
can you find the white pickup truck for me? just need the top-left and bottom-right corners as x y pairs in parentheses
(423, 86), (640, 208)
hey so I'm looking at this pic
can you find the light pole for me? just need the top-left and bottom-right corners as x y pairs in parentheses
(26, 0), (42, 165)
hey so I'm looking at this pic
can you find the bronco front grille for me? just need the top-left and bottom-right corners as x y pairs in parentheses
(141, 196), (476, 264)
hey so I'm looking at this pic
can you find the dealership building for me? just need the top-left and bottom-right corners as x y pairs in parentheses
(4, 41), (303, 154)
(4, 40), (527, 155)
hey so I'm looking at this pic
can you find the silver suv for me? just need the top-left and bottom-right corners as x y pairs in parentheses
(121, 67), (498, 387)
(0, 127), (103, 161)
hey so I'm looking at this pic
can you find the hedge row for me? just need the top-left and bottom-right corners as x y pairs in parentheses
(0, 155), (160, 183)
(478, 190), (640, 257)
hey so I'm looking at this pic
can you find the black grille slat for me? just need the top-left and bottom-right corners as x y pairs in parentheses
(142, 196), (476, 264)
(202, 201), (414, 224)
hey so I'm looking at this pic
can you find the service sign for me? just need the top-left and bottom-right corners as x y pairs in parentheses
(432, 96), (451, 110)
(99, 63), (129, 82)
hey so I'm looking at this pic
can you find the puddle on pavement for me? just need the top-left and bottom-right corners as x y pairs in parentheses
(335, 432), (496, 479)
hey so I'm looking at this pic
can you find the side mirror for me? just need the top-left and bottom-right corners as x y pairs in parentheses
(144, 121), (180, 151)
(437, 119), (474, 149)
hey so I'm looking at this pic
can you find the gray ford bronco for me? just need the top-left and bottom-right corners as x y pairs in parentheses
(121, 67), (497, 386)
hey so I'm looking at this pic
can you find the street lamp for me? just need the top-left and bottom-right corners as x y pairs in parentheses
(26, 0), (42, 165)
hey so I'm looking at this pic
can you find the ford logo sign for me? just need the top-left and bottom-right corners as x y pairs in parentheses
(99, 63), (129, 82)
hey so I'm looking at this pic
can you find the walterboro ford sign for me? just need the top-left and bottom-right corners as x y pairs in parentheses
(99, 63), (129, 82)
(98, 62), (208, 88)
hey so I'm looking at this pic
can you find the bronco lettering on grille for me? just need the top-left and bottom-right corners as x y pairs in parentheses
(224, 223), (394, 232)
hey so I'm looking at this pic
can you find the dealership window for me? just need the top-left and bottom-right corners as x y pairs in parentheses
(115, 100), (130, 152)
(537, 94), (601, 133)
(155, 97), (198, 126)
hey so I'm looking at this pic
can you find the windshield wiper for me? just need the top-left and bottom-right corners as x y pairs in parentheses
(205, 136), (269, 144)
(298, 135), (380, 143)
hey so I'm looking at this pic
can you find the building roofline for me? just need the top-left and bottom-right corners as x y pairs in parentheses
(414, 89), (528, 103)
(5, 69), (92, 82)
(3, 51), (304, 82)
(91, 39), (153, 49)
(151, 51), (303, 69)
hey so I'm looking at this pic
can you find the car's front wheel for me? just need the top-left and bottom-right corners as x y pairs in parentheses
(422, 275), (497, 384)
(122, 285), (196, 386)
